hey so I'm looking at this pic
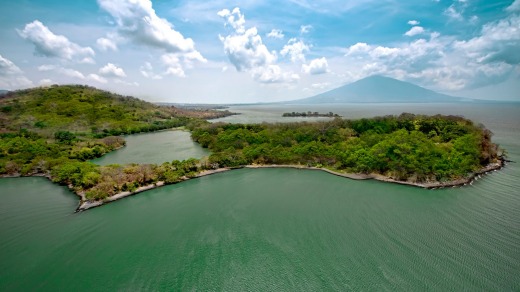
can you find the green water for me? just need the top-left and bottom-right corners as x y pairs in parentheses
(1, 103), (519, 290)
(91, 130), (208, 165)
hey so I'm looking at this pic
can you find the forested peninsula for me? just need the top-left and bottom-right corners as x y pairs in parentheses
(0, 85), (505, 211)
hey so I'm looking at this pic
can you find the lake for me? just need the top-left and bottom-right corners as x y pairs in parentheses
(1, 103), (519, 290)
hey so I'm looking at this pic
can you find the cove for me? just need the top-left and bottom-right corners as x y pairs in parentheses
(91, 129), (208, 165)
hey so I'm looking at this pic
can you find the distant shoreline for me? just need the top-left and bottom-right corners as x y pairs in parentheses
(73, 157), (505, 212)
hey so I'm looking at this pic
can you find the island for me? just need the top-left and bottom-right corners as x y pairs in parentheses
(0, 85), (506, 211)
(282, 111), (340, 117)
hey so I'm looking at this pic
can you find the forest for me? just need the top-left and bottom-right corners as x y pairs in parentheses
(191, 114), (500, 182)
(0, 85), (503, 202)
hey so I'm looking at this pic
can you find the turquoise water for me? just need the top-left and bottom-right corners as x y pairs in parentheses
(1, 103), (519, 290)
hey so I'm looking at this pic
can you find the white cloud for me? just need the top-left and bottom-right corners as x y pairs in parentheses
(0, 54), (23, 76)
(218, 7), (299, 84)
(444, 4), (463, 21)
(60, 68), (86, 79)
(37, 64), (56, 71)
(79, 57), (96, 64)
(140, 62), (162, 79)
(302, 57), (329, 75)
(454, 15), (520, 65)
(18, 20), (95, 61)
(251, 65), (299, 84)
(0, 55), (33, 89)
(506, 0), (520, 12)
(161, 54), (185, 77)
(405, 26), (425, 37)
(87, 74), (107, 83)
(98, 0), (200, 54)
(267, 29), (284, 39)
(217, 8), (246, 33)
(343, 13), (520, 91)
(300, 25), (312, 34)
(99, 63), (126, 78)
(0, 54), (33, 89)
(280, 38), (310, 63)
(96, 37), (118, 51)
(408, 20), (420, 25)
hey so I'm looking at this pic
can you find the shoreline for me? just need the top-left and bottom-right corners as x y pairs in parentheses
(75, 157), (505, 212)
(1, 158), (506, 212)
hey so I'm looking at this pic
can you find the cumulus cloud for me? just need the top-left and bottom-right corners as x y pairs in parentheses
(408, 20), (420, 25)
(454, 15), (520, 65)
(217, 8), (246, 33)
(99, 63), (126, 78)
(98, 0), (205, 76)
(96, 37), (118, 51)
(18, 20), (95, 62)
(267, 29), (284, 39)
(161, 54), (185, 77)
(302, 57), (329, 75)
(218, 7), (298, 84)
(280, 38), (310, 62)
(506, 0), (520, 12)
(404, 26), (425, 37)
(251, 65), (299, 84)
(98, 0), (200, 54)
(60, 68), (86, 79)
(140, 62), (162, 79)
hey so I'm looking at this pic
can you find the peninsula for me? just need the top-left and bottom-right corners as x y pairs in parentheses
(0, 85), (505, 211)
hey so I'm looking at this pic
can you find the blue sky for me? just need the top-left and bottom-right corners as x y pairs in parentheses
(0, 0), (519, 103)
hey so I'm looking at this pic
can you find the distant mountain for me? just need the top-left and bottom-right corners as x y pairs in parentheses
(0, 89), (9, 96)
(288, 75), (468, 103)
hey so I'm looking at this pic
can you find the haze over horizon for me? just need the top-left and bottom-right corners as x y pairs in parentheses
(1, 0), (519, 103)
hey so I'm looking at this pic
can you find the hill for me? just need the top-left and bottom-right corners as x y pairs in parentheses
(0, 85), (231, 137)
(289, 75), (467, 103)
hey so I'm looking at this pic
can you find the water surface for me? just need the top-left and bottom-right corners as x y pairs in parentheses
(1, 103), (519, 290)
(91, 130), (208, 165)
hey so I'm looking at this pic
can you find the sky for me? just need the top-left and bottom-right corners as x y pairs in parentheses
(0, 0), (519, 103)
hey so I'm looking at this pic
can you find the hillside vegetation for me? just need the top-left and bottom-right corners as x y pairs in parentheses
(0, 84), (222, 137)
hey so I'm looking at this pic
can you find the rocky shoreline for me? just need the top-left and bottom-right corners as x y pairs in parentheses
(73, 157), (506, 212)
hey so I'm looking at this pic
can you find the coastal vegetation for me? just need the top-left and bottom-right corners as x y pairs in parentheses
(0, 85), (504, 209)
(191, 114), (501, 182)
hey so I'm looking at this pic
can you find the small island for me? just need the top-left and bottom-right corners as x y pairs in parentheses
(0, 85), (506, 211)
(282, 111), (340, 117)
